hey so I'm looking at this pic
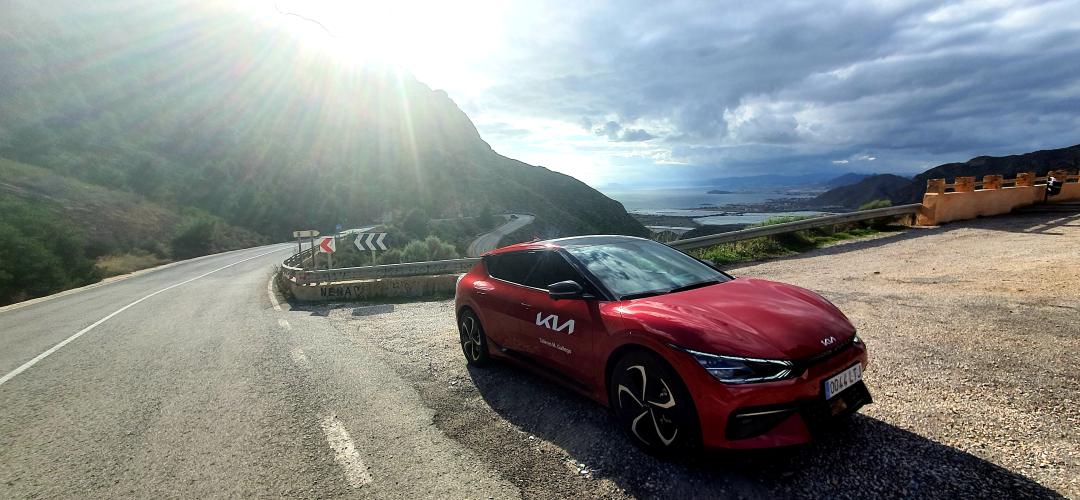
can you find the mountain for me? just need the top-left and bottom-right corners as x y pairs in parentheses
(824, 172), (873, 189)
(810, 144), (1080, 208)
(809, 174), (914, 209)
(893, 144), (1080, 203)
(0, 0), (646, 241)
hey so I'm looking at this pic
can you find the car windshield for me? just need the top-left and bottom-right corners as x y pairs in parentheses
(564, 240), (729, 299)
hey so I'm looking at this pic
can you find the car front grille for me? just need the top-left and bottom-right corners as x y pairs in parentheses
(790, 335), (857, 374)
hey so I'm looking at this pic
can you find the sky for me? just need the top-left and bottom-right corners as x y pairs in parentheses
(267, 0), (1080, 188)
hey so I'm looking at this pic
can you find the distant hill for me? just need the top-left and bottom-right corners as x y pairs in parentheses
(705, 172), (843, 189)
(810, 144), (1080, 208)
(0, 0), (646, 241)
(824, 173), (873, 189)
(810, 174), (914, 209)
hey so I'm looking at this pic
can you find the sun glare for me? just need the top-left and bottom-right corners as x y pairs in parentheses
(265, 0), (506, 91)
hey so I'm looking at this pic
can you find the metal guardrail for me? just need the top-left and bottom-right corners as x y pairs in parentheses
(668, 204), (921, 252)
(283, 256), (480, 284)
(282, 205), (920, 283)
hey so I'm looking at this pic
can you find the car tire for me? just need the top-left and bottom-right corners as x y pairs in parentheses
(609, 350), (700, 454)
(458, 309), (490, 366)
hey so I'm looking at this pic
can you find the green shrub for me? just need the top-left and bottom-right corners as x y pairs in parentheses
(691, 213), (903, 266)
(0, 198), (101, 305)
(399, 235), (459, 263)
(856, 199), (896, 228)
(171, 217), (219, 259)
(378, 248), (403, 264)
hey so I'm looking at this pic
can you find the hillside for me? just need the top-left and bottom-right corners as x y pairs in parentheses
(810, 144), (1080, 207)
(811, 174), (914, 209)
(824, 172), (872, 189)
(0, 0), (646, 240)
(0, 157), (267, 304)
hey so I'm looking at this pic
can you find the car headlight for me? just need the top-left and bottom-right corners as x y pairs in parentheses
(679, 347), (795, 384)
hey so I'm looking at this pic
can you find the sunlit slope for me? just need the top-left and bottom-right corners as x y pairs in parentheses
(0, 157), (265, 256)
(0, 0), (646, 238)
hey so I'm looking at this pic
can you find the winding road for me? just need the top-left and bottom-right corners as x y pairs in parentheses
(466, 214), (535, 257)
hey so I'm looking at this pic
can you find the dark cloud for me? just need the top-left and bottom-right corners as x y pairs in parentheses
(470, 0), (1080, 181)
(592, 120), (655, 142)
(617, 128), (655, 142)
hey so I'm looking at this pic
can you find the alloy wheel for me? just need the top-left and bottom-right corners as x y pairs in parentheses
(616, 364), (681, 446)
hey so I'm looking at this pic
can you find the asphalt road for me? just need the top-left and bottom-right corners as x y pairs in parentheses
(466, 214), (535, 257)
(0, 243), (515, 498)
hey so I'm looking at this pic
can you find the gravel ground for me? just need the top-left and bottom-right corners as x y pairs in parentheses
(322, 211), (1078, 499)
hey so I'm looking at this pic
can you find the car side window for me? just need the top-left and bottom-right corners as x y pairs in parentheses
(523, 251), (586, 291)
(485, 251), (541, 285)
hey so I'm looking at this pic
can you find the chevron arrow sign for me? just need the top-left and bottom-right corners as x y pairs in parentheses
(354, 232), (388, 251)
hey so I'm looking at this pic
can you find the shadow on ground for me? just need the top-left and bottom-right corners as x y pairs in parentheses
(465, 361), (1063, 499)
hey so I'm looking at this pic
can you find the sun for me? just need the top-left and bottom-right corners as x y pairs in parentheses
(265, 0), (507, 91)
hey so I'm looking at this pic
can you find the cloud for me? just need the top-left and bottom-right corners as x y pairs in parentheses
(592, 120), (656, 142)
(441, 0), (1080, 186)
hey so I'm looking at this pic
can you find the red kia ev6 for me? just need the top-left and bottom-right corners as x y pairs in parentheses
(454, 235), (870, 452)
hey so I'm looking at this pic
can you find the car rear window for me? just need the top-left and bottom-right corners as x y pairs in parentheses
(522, 251), (583, 290)
(484, 251), (541, 285)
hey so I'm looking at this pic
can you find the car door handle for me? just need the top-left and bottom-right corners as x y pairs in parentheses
(519, 302), (532, 308)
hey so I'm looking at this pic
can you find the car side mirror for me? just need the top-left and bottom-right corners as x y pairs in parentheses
(548, 280), (584, 300)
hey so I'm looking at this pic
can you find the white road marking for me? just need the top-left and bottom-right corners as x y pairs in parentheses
(289, 347), (310, 368)
(320, 416), (373, 488)
(0, 247), (287, 387)
(277, 318), (292, 330)
(267, 276), (283, 311)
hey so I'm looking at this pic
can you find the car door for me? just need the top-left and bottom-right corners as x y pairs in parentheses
(517, 250), (602, 383)
(476, 251), (543, 352)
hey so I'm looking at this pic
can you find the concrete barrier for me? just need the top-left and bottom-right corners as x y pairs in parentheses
(288, 274), (459, 302)
(918, 171), (1080, 225)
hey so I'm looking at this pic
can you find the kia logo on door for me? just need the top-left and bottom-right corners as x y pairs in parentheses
(536, 313), (575, 334)
(820, 336), (836, 347)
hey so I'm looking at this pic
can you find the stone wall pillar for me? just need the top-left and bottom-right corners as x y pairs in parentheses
(954, 176), (975, 193)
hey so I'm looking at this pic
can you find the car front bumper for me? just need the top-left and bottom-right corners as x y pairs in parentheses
(671, 340), (871, 449)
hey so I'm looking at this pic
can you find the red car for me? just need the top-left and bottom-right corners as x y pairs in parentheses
(455, 235), (870, 452)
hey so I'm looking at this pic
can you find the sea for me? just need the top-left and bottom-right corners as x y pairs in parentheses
(602, 187), (826, 228)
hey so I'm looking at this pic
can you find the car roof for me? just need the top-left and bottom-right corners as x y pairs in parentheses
(485, 234), (652, 256)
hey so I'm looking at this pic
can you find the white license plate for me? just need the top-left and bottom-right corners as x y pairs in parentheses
(824, 363), (862, 400)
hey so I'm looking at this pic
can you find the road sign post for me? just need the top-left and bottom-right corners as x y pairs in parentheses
(318, 236), (337, 269)
(293, 230), (320, 270)
(354, 233), (389, 266)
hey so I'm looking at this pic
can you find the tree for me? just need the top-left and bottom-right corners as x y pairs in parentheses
(476, 204), (496, 230)
(401, 209), (430, 241)
(171, 217), (219, 259)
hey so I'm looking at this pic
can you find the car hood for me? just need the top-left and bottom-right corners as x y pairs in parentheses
(615, 278), (855, 360)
